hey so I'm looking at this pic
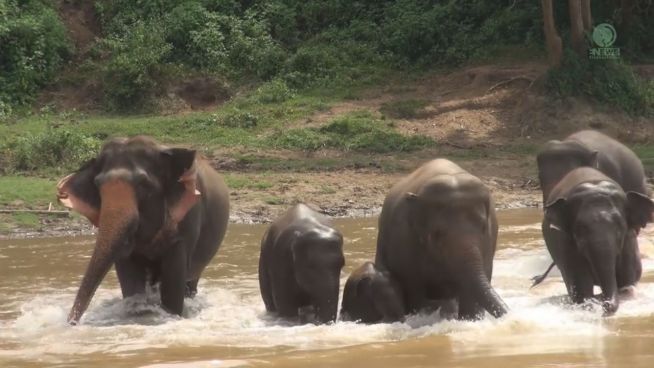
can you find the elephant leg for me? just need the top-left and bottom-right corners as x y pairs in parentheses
(115, 256), (147, 298)
(159, 241), (187, 316)
(259, 257), (276, 312)
(562, 250), (594, 304)
(457, 291), (484, 320)
(185, 279), (199, 298)
(616, 229), (642, 289)
(271, 271), (303, 319)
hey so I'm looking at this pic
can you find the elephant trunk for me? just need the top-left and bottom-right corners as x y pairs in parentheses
(68, 180), (139, 325)
(434, 233), (508, 319)
(314, 277), (340, 324)
(589, 246), (619, 316)
(467, 265), (509, 318)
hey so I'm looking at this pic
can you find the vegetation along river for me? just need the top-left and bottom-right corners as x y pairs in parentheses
(2, 208), (654, 367)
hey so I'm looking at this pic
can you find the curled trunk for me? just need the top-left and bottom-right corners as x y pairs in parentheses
(68, 181), (139, 325)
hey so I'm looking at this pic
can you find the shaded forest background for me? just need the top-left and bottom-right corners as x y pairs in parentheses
(1, 0), (653, 116)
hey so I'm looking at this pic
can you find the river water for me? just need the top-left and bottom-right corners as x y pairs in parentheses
(2, 208), (654, 367)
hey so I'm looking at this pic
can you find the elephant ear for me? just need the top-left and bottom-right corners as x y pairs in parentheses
(626, 192), (654, 230)
(57, 159), (101, 227)
(162, 148), (201, 224)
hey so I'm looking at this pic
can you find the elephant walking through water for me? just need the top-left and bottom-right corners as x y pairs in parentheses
(375, 158), (508, 320)
(57, 136), (230, 324)
(259, 203), (345, 324)
(534, 130), (653, 288)
(541, 167), (653, 315)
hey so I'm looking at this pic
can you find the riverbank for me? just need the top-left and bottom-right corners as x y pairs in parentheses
(0, 159), (541, 239)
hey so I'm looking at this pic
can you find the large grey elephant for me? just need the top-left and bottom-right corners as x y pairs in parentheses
(541, 167), (653, 315)
(537, 129), (651, 204)
(57, 136), (230, 324)
(340, 261), (405, 323)
(375, 158), (508, 320)
(534, 130), (652, 286)
(259, 203), (344, 324)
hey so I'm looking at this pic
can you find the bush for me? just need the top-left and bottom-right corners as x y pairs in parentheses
(546, 51), (654, 116)
(254, 79), (295, 103)
(8, 129), (102, 172)
(269, 111), (433, 152)
(221, 109), (259, 128)
(100, 20), (172, 111)
(0, 0), (71, 108)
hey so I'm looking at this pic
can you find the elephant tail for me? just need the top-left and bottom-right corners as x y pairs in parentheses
(530, 262), (556, 289)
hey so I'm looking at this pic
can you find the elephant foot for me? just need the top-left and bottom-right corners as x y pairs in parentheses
(619, 285), (637, 300)
(185, 280), (198, 298)
(298, 305), (317, 324)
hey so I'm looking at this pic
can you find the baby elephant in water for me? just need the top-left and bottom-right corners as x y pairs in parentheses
(259, 203), (345, 324)
(540, 167), (654, 315)
(341, 262), (405, 323)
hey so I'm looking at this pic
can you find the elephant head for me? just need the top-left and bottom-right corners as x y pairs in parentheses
(292, 229), (345, 324)
(537, 139), (599, 203)
(405, 177), (508, 319)
(545, 178), (654, 315)
(57, 136), (201, 324)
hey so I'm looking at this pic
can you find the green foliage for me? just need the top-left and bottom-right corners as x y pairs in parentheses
(254, 79), (295, 103)
(100, 20), (172, 111)
(380, 99), (429, 119)
(221, 109), (260, 128)
(0, 0), (71, 109)
(6, 128), (102, 173)
(546, 51), (654, 116)
(269, 111), (434, 152)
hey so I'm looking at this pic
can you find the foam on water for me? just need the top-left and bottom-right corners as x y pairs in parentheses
(2, 219), (654, 365)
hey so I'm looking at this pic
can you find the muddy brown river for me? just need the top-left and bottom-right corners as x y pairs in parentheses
(2, 208), (654, 367)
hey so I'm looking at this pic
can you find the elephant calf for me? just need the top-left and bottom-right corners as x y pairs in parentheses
(341, 261), (405, 323)
(259, 203), (344, 324)
(542, 167), (654, 315)
(375, 158), (508, 320)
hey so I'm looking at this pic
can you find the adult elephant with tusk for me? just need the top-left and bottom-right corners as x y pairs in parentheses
(375, 158), (508, 320)
(57, 136), (229, 325)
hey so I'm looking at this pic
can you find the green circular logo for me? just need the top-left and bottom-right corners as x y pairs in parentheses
(592, 23), (617, 47)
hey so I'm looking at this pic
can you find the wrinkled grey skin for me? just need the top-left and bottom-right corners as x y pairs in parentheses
(259, 203), (345, 324)
(375, 159), (508, 320)
(534, 130), (652, 286)
(340, 261), (405, 323)
(542, 167), (654, 316)
(57, 136), (230, 325)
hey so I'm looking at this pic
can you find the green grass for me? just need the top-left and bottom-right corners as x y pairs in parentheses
(269, 111), (434, 153)
(223, 174), (274, 190)
(12, 213), (40, 228)
(0, 176), (57, 208)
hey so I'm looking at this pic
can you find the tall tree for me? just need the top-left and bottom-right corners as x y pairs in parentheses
(569, 0), (586, 55)
(542, 0), (563, 66)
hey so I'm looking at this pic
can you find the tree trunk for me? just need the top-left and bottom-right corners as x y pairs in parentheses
(621, 0), (635, 28)
(541, 0), (563, 66)
(569, 0), (587, 55)
(581, 0), (592, 32)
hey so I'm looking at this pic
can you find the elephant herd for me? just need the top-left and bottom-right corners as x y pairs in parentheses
(56, 130), (653, 326)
